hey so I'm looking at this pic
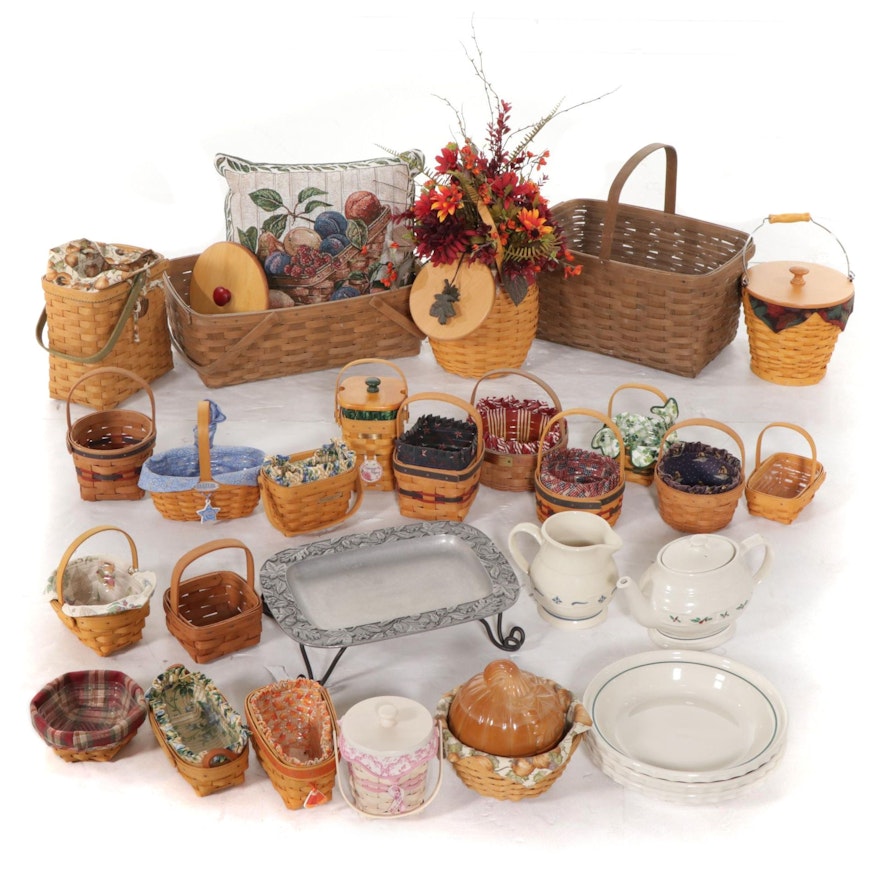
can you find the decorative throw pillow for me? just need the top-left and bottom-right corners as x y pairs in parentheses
(215, 152), (422, 296)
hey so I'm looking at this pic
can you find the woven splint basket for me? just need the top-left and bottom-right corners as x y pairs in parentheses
(536, 144), (754, 377)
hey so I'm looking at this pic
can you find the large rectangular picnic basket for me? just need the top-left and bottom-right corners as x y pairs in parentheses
(537, 143), (755, 378)
(164, 255), (424, 388)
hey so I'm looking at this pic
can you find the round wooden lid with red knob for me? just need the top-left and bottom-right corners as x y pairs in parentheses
(189, 242), (269, 314)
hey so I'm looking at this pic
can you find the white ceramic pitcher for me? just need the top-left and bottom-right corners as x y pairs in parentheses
(508, 511), (624, 630)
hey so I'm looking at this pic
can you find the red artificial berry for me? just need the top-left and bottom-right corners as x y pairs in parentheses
(213, 286), (232, 306)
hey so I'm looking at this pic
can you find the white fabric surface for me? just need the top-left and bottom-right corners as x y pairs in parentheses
(4, 3), (874, 876)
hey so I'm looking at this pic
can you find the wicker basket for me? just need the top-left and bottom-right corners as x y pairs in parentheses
(436, 689), (591, 801)
(48, 525), (154, 657)
(471, 369), (564, 492)
(146, 664), (250, 797)
(429, 280), (539, 379)
(30, 670), (148, 763)
(746, 422), (826, 524)
(66, 367), (157, 501)
(335, 358), (408, 492)
(259, 440), (363, 537)
(534, 409), (625, 525)
(245, 679), (337, 810)
(38, 245), (173, 409)
(604, 383), (678, 487)
(741, 214), (855, 386)
(655, 418), (746, 533)
(392, 392), (484, 521)
(163, 539), (262, 663)
(536, 144), (754, 378)
(164, 255), (423, 388)
(139, 400), (263, 522)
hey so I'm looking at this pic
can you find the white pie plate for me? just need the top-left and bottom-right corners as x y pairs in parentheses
(582, 650), (787, 784)
(584, 732), (784, 804)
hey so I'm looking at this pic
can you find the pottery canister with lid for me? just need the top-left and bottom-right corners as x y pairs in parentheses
(335, 359), (408, 491)
(742, 213), (855, 385)
(337, 695), (440, 817)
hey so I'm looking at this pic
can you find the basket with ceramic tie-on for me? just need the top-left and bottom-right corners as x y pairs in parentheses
(259, 438), (363, 537)
(138, 400), (263, 522)
(163, 538), (263, 663)
(392, 392), (484, 521)
(245, 678), (338, 810)
(66, 367), (157, 502)
(746, 422), (826, 524)
(30, 669), (148, 763)
(146, 664), (250, 797)
(655, 418), (746, 533)
(47, 525), (155, 657)
(37, 240), (172, 409)
(470, 369), (564, 492)
(334, 358), (408, 491)
(593, 383), (679, 487)
(534, 408), (626, 525)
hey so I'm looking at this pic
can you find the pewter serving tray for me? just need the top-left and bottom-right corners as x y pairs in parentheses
(260, 521), (520, 648)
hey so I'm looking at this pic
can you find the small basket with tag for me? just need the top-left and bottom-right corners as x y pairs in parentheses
(139, 400), (263, 522)
(46, 525), (155, 657)
(335, 358), (408, 491)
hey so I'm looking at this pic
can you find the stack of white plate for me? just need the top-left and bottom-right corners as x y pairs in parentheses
(582, 650), (787, 804)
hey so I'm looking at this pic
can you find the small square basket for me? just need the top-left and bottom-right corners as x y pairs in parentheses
(30, 669), (148, 762)
(163, 538), (262, 663)
(746, 422), (825, 524)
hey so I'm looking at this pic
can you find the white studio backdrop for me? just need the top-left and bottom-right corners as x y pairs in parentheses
(2, 2), (874, 875)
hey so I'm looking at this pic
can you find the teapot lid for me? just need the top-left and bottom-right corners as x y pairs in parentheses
(659, 534), (736, 574)
(339, 695), (433, 757)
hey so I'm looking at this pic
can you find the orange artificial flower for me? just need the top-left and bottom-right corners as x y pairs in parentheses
(430, 185), (463, 222)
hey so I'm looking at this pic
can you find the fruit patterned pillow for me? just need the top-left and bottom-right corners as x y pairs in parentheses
(215, 152), (421, 299)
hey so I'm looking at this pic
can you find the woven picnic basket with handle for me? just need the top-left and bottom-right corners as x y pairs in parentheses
(163, 538), (263, 663)
(146, 664), (250, 797)
(259, 439), (363, 537)
(746, 422), (825, 524)
(335, 358), (408, 491)
(38, 241), (172, 409)
(66, 367), (157, 501)
(392, 392), (484, 521)
(164, 255), (423, 388)
(536, 144), (754, 378)
(48, 525), (155, 657)
(534, 408), (626, 525)
(655, 418), (746, 533)
(139, 400), (263, 522)
(245, 678), (338, 810)
(470, 369), (564, 492)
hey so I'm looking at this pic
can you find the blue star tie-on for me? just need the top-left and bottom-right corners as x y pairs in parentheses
(197, 496), (221, 523)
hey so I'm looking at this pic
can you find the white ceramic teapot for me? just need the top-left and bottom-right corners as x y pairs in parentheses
(616, 533), (773, 649)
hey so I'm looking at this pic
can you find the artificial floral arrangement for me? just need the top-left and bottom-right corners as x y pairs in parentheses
(391, 46), (590, 306)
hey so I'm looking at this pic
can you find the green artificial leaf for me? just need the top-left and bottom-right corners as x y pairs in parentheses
(429, 279), (461, 325)
(346, 218), (369, 248)
(237, 226), (259, 253)
(249, 188), (285, 211)
(501, 272), (529, 305)
(262, 214), (287, 239)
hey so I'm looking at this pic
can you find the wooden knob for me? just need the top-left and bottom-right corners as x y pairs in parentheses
(789, 265), (810, 287)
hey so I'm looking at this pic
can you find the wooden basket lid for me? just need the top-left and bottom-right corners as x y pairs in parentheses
(744, 260), (853, 309)
(190, 242), (269, 314)
(409, 261), (495, 340)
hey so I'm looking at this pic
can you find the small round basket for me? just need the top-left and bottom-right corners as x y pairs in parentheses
(655, 418), (745, 533)
(436, 688), (591, 801)
(30, 669), (147, 762)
